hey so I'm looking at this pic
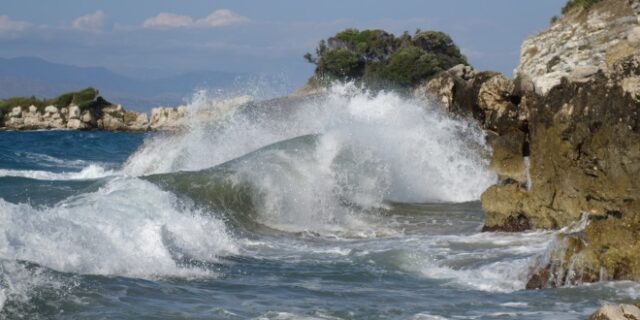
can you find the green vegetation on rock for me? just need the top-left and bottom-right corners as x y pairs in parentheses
(561, 0), (602, 14)
(0, 87), (107, 114)
(304, 28), (467, 89)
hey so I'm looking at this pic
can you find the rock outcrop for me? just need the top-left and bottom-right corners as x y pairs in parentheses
(0, 93), (256, 132)
(1, 101), (189, 132)
(589, 304), (640, 320)
(418, 0), (640, 287)
(518, 0), (640, 95)
(150, 106), (187, 130)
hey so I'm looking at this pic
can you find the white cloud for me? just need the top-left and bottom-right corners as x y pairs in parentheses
(195, 9), (249, 27)
(143, 12), (193, 29)
(72, 10), (106, 30)
(0, 15), (30, 33)
(142, 9), (248, 29)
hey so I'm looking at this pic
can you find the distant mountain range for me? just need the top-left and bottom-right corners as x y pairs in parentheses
(0, 57), (245, 111)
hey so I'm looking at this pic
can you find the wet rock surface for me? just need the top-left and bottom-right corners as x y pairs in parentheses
(419, 0), (640, 288)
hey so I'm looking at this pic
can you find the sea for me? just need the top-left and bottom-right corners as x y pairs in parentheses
(0, 85), (638, 319)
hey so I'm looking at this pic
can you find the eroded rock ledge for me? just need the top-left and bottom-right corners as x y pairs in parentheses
(417, 0), (640, 288)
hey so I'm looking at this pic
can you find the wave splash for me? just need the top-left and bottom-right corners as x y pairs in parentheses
(129, 84), (495, 235)
(0, 164), (115, 180)
(0, 177), (237, 278)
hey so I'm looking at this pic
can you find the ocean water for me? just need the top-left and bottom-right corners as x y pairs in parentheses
(0, 86), (638, 319)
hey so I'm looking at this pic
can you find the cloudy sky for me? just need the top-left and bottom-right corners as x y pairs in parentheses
(0, 0), (565, 86)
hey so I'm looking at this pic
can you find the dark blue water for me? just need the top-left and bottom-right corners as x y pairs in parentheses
(1, 94), (638, 319)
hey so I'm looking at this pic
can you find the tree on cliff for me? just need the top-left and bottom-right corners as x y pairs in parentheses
(304, 28), (467, 89)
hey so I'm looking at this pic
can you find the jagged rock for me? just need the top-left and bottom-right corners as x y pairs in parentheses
(457, 0), (640, 288)
(448, 64), (476, 80)
(124, 112), (149, 131)
(411, 0), (640, 289)
(23, 109), (43, 129)
(81, 110), (94, 124)
(150, 106), (187, 130)
(43, 105), (58, 115)
(477, 74), (516, 120)
(10, 106), (22, 118)
(66, 119), (87, 130)
(67, 105), (81, 120)
(5, 117), (24, 129)
(517, 0), (640, 95)
(589, 304), (640, 320)
(487, 132), (526, 183)
(99, 111), (126, 131)
(416, 65), (521, 133)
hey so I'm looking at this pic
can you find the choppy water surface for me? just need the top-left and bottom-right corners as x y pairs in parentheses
(0, 86), (638, 319)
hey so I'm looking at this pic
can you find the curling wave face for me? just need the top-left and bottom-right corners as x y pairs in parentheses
(130, 84), (495, 236)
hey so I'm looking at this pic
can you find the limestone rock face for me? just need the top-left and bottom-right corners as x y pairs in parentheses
(589, 304), (640, 320)
(10, 106), (22, 117)
(67, 105), (81, 120)
(417, 65), (522, 133)
(99, 112), (126, 131)
(1, 101), (154, 131)
(150, 106), (187, 130)
(66, 118), (87, 130)
(476, 0), (640, 288)
(417, 0), (640, 288)
(517, 0), (640, 95)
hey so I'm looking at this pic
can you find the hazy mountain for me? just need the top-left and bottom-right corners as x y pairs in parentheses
(0, 57), (244, 111)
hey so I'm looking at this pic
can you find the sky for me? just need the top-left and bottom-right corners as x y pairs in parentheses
(0, 0), (566, 87)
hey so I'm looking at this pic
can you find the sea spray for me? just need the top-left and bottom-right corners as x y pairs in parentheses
(127, 83), (496, 202)
(0, 178), (237, 279)
(0, 164), (115, 180)
(133, 84), (496, 236)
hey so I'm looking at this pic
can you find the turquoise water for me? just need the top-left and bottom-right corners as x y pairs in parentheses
(0, 89), (638, 319)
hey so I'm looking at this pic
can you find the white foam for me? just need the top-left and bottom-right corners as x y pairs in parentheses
(391, 231), (555, 292)
(0, 164), (115, 180)
(124, 84), (495, 236)
(254, 311), (344, 320)
(22, 152), (91, 169)
(0, 177), (237, 279)
(411, 314), (449, 320)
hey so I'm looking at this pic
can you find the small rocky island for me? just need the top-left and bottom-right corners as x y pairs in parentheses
(0, 87), (186, 131)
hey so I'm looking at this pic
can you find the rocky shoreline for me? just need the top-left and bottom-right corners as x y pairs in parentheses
(418, 0), (640, 294)
(0, 102), (187, 131)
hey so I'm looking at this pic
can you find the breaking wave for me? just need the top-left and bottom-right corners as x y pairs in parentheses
(128, 84), (495, 235)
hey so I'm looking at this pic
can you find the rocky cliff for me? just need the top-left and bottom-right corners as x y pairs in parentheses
(418, 0), (640, 288)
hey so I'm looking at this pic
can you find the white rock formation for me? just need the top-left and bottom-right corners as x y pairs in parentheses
(10, 106), (22, 118)
(517, 0), (640, 95)
(150, 106), (187, 130)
